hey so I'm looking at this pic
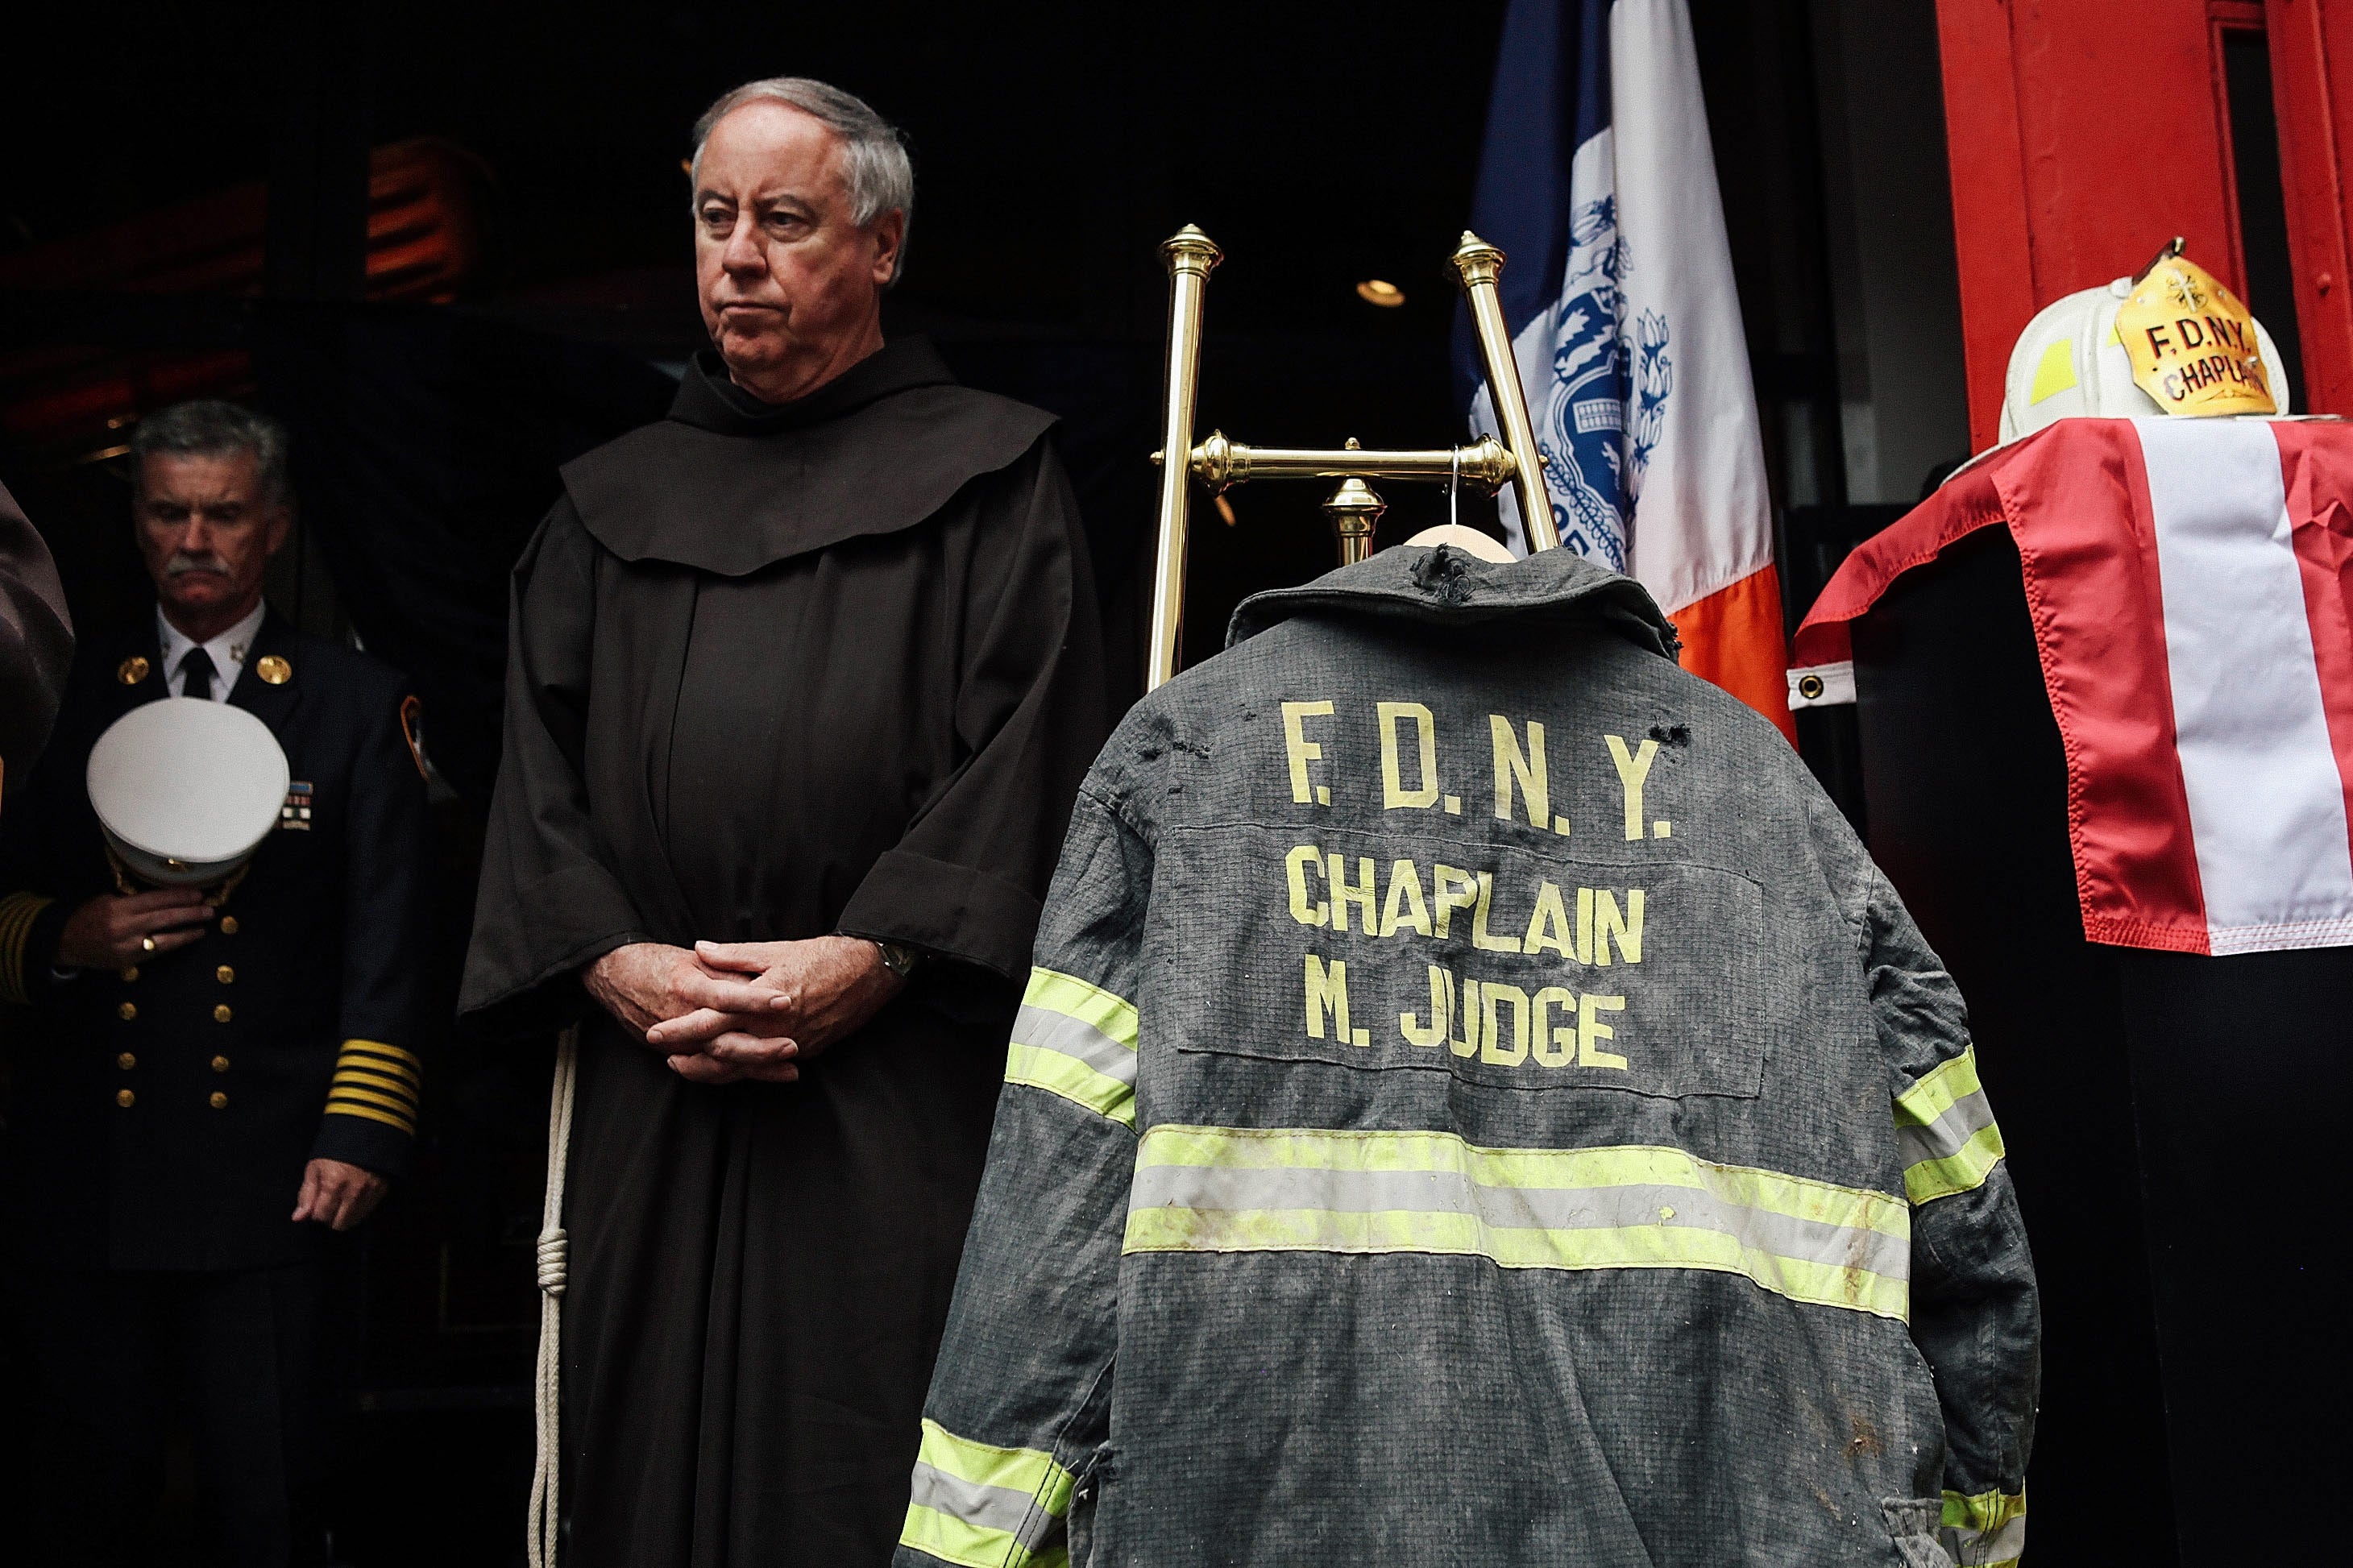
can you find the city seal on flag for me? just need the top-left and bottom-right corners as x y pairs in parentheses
(1540, 193), (1675, 573)
(2117, 249), (2276, 417)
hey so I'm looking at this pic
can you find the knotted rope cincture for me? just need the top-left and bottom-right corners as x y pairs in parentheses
(527, 1025), (579, 1568)
(536, 1230), (570, 1294)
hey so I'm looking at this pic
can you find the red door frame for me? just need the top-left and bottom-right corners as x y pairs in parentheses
(1936, 0), (2353, 448)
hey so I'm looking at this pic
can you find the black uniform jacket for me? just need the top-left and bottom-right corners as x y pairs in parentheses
(0, 606), (429, 1271)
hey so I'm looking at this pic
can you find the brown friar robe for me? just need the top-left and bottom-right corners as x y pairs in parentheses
(459, 337), (1110, 1567)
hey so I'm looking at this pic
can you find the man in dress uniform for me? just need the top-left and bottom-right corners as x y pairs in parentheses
(0, 400), (430, 1567)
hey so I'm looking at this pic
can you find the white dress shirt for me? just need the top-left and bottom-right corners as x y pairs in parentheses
(156, 600), (266, 702)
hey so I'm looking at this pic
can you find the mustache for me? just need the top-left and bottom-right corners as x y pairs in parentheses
(164, 553), (228, 577)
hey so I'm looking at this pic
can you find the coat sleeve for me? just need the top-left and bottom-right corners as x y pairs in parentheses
(1854, 852), (2039, 1567)
(895, 782), (1146, 1568)
(310, 672), (433, 1179)
(458, 501), (650, 1037)
(0, 701), (75, 1006)
(837, 437), (1110, 981)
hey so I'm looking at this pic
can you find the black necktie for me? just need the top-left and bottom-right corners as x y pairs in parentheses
(179, 646), (217, 701)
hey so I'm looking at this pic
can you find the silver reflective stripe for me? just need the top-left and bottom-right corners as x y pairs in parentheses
(907, 1462), (1068, 1555)
(1896, 1086), (1996, 1167)
(1011, 1002), (1137, 1088)
(907, 1461), (1035, 1538)
(1127, 1160), (1909, 1281)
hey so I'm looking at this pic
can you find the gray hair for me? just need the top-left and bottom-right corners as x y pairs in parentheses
(131, 400), (293, 512)
(689, 77), (914, 231)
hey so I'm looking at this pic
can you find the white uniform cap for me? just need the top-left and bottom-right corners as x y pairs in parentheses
(87, 697), (290, 886)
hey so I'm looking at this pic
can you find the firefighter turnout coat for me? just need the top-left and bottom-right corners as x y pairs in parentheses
(896, 546), (2038, 1568)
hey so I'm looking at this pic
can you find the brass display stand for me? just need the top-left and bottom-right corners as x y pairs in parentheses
(1145, 226), (1558, 691)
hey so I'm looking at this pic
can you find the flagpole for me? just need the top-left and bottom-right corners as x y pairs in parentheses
(1452, 232), (1559, 552)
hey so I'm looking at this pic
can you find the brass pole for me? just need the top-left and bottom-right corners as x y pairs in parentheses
(1187, 431), (1517, 491)
(1148, 226), (1222, 691)
(1451, 231), (1559, 552)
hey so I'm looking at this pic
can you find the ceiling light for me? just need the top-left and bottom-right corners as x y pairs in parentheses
(1356, 280), (1406, 308)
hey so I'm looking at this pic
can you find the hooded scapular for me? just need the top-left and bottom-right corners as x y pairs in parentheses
(896, 545), (2038, 1568)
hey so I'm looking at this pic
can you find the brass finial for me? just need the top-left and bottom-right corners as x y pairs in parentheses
(1452, 230), (1506, 288)
(1163, 224), (1222, 278)
(1323, 441), (1388, 566)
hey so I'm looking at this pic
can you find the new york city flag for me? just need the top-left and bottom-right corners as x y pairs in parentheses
(1461, 0), (1795, 740)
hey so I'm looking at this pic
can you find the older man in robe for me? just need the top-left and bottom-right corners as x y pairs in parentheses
(461, 78), (1108, 1566)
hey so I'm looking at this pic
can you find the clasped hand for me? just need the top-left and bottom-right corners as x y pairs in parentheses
(583, 935), (904, 1085)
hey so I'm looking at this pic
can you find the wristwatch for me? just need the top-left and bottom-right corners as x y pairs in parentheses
(869, 939), (923, 980)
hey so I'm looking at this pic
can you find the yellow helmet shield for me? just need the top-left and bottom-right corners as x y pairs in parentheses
(2116, 250), (2277, 417)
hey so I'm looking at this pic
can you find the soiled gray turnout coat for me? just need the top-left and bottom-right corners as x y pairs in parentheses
(897, 546), (2038, 1568)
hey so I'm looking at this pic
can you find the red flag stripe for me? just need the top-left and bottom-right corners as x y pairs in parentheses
(2278, 421), (2353, 868)
(1998, 422), (2209, 952)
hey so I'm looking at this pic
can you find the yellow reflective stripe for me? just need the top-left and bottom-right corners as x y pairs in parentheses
(1005, 1042), (1135, 1129)
(1941, 1487), (2026, 1566)
(1022, 967), (1138, 1050)
(1894, 1047), (2007, 1204)
(898, 1503), (1069, 1568)
(324, 1099), (416, 1135)
(915, 1419), (1077, 1511)
(1906, 1124), (2006, 1205)
(1006, 969), (1139, 1127)
(898, 1421), (1075, 1568)
(0, 891), (53, 1007)
(1896, 1047), (1983, 1124)
(1126, 1126), (1910, 1320)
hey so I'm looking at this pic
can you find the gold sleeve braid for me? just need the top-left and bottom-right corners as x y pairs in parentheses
(325, 1039), (422, 1135)
(0, 892), (55, 1007)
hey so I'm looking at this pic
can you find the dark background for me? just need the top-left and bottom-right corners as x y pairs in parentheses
(0, 3), (1903, 1562)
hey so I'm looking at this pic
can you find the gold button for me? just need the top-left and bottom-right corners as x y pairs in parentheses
(117, 1002), (137, 1022)
(216, 965), (235, 985)
(219, 916), (239, 936)
(212, 1055), (230, 1073)
(209, 1091), (228, 1110)
(116, 1052), (136, 1071)
(120, 966), (139, 983)
(115, 1089), (135, 1108)
(213, 1004), (233, 1024)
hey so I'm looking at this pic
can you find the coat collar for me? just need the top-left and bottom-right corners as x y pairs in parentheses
(558, 335), (1057, 577)
(667, 336), (962, 437)
(107, 601), (302, 733)
(1226, 544), (1680, 661)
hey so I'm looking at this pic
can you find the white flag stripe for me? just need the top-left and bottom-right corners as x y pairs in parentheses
(2138, 418), (2353, 950)
(1608, 0), (1771, 612)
